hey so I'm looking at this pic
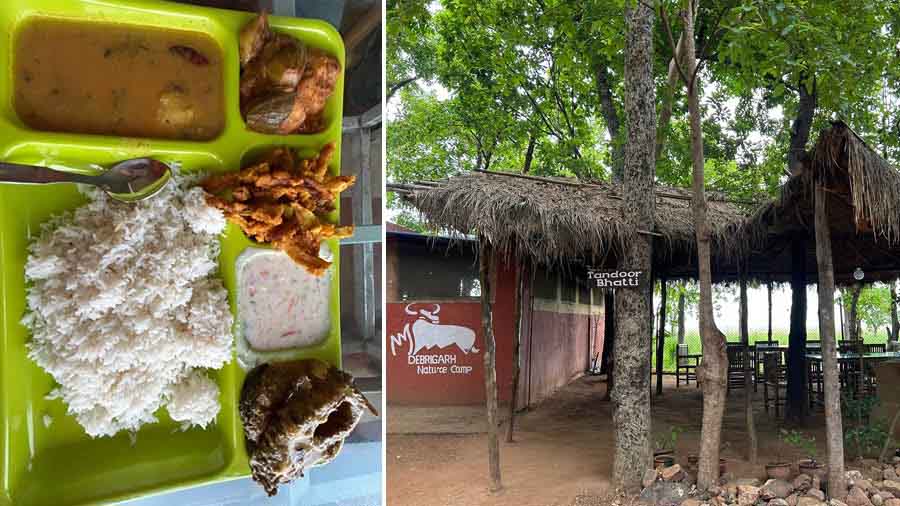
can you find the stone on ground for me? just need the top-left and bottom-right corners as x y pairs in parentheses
(763, 479), (796, 499)
(846, 485), (875, 506)
(660, 465), (685, 482)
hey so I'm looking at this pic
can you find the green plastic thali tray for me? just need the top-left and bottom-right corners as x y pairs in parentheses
(0, 1), (345, 505)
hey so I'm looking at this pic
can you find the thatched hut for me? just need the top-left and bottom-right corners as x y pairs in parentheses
(387, 120), (900, 491)
(742, 121), (900, 284)
(390, 171), (752, 279)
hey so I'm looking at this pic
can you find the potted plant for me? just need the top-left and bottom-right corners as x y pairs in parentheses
(653, 426), (682, 468)
(764, 429), (793, 480)
(782, 429), (826, 481)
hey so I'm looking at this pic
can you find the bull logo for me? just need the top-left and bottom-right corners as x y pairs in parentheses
(390, 303), (479, 356)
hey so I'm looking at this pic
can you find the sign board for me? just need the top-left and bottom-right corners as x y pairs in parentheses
(389, 303), (478, 376)
(587, 268), (644, 288)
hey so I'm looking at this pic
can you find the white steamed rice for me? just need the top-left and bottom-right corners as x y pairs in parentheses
(22, 180), (233, 438)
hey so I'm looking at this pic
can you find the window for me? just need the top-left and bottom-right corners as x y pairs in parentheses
(577, 278), (592, 306)
(395, 238), (481, 300)
(534, 266), (558, 300)
(560, 270), (577, 303)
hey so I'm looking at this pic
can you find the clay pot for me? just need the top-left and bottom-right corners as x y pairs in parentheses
(798, 460), (827, 482)
(654, 455), (675, 468)
(765, 462), (793, 480)
(687, 454), (698, 470)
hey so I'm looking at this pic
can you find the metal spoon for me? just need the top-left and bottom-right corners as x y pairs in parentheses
(0, 158), (172, 203)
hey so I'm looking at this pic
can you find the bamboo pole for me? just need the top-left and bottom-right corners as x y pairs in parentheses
(813, 183), (847, 498)
(740, 274), (757, 464)
(506, 257), (529, 443)
(656, 278), (668, 395)
(479, 237), (502, 492)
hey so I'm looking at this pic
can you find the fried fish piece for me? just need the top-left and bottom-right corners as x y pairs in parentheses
(240, 359), (377, 496)
(201, 144), (355, 275)
(240, 34), (308, 100)
(239, 11), (271, 66)
(238, 13), (340, 135)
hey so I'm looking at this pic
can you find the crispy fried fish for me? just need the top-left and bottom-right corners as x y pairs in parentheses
(240, 359), (377, 496)
(201, 143), (354, 275)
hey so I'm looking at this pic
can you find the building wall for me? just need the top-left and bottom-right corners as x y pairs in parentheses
(385, 234), (606, 407)
(520, 302), (602, 407)
(385, 254), (517, 405)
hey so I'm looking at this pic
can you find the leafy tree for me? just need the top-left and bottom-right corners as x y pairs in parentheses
(841, 284), (893, 337)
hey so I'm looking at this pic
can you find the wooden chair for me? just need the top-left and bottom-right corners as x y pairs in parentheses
(753, 340), (779, 392)
(676, 343), (698, 388)
(726, 343), (748, 393)
(866, 343), (886, 354)
(763, 351), (787, 416)
(839, 340), (864, 353)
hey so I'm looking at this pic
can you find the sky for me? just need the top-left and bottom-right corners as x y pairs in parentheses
(682, 285), (842, 336)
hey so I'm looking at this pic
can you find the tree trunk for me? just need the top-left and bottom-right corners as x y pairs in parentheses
(813, 183), (847, 499)
(479, 238), (502, 492)
(849, 283), (862, 342)
(657, 279), (668, 396)
(506, 257), (529, 443)
(678, 0), (728, 490)
(611, 0), (656, 492)
(602, 290), (616, 401)
(892, 280), (899, 342)
(677, 291), (686, 345)
(656, 30), (689, 162)
(767, 282), (773, 342)
(786, 236), (808, 423)
(596, 62), (624, 182)
(788, 77), (817, 176)
(522, 134), (537, 174)
(740, 275), (758, 464)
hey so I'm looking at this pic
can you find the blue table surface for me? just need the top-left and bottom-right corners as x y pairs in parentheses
(119, 420), (382, 506)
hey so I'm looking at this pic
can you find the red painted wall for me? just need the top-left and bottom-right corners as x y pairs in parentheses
(385, 258), (516, 405)
(524, 309), (594, 406)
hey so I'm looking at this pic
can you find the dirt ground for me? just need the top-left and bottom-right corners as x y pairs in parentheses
(387, 375), (834, 506)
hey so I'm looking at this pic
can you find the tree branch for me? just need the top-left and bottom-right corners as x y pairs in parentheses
(387, 76), (418, 101)
(660, 5), (691, 87)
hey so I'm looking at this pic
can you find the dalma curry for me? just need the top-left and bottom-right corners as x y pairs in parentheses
(14, 18), (225, 141)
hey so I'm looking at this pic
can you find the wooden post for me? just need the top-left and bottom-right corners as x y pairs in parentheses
(767, 282), (773, 342)
(786, 235), (808, 423)
(656, 278), (668, 395)
(813, 183), (847, 498)
(479, 238), (502, 492)
(891, 279), (899, 342)
(740, 274), (757, 464)
(506, 257), (529, 443)
(602, 290), (615, 401)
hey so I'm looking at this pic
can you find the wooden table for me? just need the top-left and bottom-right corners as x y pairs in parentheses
(806, 352), (900, 405)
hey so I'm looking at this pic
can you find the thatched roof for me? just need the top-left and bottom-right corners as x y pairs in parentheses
(389, 122), (900, 284)
(742, 121), (900, 284)
(389, 170), (753, 278)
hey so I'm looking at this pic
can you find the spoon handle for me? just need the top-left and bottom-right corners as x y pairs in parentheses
(0, 162), (97, 185)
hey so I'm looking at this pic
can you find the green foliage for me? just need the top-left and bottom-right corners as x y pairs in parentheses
(387, 0), (438, 96)
(654, 425), (684, 452)
(780, 429), (817, 461)
(843, 395), (880, 426)
(841, 284), (894, 335)
(387, 0), (900, 229)
(842, 396), (892, 459)
(845, 421), (892, 460)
